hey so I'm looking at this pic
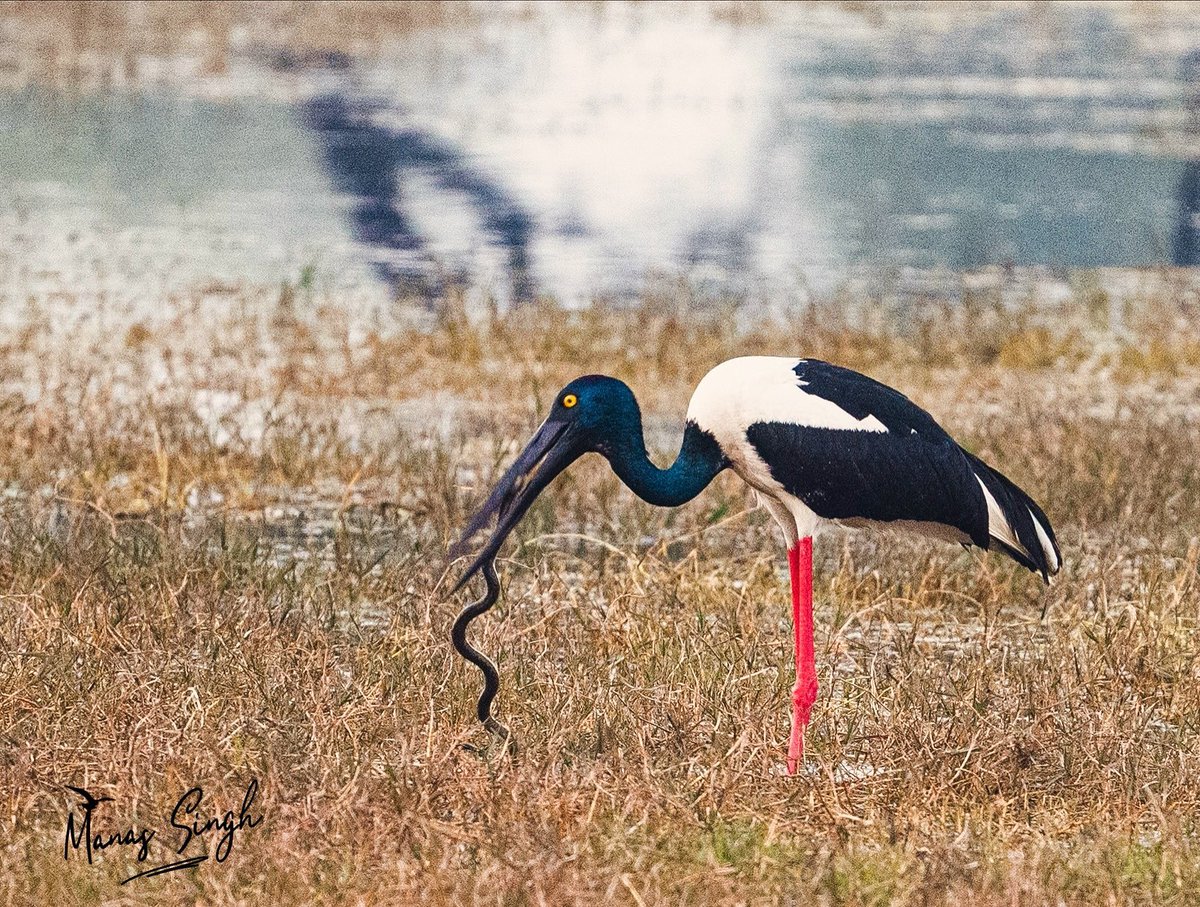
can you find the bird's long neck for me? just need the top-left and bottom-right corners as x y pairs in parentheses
(607, 416), (728, 508)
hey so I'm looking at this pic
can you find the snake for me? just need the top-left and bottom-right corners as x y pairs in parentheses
(450, 558), (514, 749)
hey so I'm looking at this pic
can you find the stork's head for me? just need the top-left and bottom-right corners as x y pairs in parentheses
(450, 375), (638, 590)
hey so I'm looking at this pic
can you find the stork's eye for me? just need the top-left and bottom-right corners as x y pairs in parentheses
(562, 394), (578, 408)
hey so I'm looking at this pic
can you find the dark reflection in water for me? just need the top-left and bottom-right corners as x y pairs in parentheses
(302, 92), (534, 301)
(4, 5), (1200, 308)
(1174, 50), (1200, 266)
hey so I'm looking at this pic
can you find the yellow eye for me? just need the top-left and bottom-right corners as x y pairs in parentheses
(562, 394), (577, 408)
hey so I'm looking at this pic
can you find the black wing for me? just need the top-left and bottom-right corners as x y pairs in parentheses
(745, 360), (1059, 579)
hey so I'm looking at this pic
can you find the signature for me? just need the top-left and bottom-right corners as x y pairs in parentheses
(63, 779), (264, 885)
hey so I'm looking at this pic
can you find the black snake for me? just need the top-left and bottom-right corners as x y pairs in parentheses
(450, 558), (514, 749)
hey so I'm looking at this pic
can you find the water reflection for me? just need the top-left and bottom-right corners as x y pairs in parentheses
(288, 5), (1200, 303)
(303, 90), (534, 300)
(1174, 50), (1200, 266)
(1, 3), (1199, 308)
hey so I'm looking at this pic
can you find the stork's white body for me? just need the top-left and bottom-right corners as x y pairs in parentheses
(685, 356), (1059, 573)
(688, 357), (831, 543)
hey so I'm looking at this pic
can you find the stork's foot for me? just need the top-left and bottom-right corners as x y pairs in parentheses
(786, 675), (819, 775)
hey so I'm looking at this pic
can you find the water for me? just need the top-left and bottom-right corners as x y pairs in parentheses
(0, 91), (367, 296)
(2, 3), (1199, 310)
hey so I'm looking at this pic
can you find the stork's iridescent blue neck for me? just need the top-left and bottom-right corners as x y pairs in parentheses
(602, 409), (729, 508)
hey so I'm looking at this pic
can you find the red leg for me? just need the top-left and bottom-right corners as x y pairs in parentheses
(787, 536), (817, 774)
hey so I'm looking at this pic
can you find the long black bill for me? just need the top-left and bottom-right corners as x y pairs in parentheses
(450, 418), (582, 593)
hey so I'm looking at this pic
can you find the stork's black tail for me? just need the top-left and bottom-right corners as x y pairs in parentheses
(965, 452), (1061, 582)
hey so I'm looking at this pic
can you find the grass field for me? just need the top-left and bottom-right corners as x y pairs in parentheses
(2, 280), (1200, 904)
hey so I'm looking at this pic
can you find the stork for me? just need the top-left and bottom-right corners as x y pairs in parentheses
(453, 356), (1060, 773)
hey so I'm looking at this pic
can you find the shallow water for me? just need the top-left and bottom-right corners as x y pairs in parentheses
(2, 3), (1200, 308)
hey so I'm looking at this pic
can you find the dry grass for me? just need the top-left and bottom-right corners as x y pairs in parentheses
(0, 285), (1199, 905)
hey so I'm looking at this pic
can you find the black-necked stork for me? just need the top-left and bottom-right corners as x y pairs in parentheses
(452, 356), (1060, 772)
